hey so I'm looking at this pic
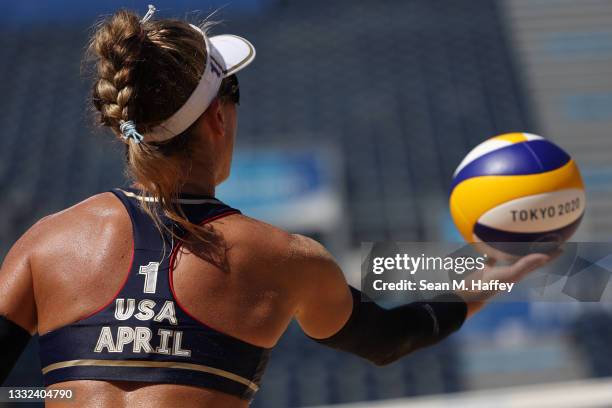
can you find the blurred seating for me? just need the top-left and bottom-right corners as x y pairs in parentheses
(251, 322), (461, 407)
(0, 0), (534, 251)
(0, 0), (531, 405)
(569, 310), (612, 378)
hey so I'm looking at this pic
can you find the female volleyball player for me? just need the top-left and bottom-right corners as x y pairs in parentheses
(0, 6), (553, 407)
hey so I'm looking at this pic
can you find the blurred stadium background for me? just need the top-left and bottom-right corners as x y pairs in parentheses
(1, 0), (612, 406)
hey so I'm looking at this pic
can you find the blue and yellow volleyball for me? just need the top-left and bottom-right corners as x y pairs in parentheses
(449, 133), (585, 244)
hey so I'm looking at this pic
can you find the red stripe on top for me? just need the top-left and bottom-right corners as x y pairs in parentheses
(169, 210), (244, 337)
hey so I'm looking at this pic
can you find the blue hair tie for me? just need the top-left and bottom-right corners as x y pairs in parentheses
(119, 120), (144, 144)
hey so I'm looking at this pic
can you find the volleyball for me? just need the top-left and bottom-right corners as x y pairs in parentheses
(449, 133), (585, 248)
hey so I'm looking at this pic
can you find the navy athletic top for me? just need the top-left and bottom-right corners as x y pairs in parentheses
(38, 188), (271, 401)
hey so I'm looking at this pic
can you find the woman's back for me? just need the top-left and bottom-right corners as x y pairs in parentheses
(27, 190), (317, 407)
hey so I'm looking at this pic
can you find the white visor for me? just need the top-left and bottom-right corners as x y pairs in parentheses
(143, 25), (256, 142)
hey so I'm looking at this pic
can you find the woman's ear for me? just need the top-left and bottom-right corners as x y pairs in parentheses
(204, 98), (225, 138)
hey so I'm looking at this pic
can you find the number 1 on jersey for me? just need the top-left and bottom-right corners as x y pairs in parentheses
(139, 262), (160, 294)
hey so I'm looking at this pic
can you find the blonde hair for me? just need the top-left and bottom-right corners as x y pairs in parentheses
(87, 9), (229, 268)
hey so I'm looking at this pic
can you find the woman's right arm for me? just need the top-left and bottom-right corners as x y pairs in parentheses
(291, 235), (552, 366)
(291, 235), (468, 366)
(291, 234), (354, 340)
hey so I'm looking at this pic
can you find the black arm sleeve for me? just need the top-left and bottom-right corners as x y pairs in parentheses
(0, 315), (31, 384)
(309, 287), (467, 366)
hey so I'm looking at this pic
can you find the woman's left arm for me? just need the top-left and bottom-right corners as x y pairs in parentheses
(0, 221), (41, 384)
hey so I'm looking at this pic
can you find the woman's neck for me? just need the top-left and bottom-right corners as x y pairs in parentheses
(179, 182), (215, 197)
(130, 181), (215, 198)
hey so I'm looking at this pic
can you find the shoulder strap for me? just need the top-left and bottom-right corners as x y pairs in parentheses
(109, 187), (242, 246)
(109, 188), (170, 251)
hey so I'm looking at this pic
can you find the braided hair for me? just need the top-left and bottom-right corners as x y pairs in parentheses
(87, 9), (229, 269)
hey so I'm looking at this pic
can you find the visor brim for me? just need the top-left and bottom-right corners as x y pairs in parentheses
(210, 34), (256, 77)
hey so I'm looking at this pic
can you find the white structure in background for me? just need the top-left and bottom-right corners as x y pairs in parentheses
(502, 0), (612, 241)
(310, 377), (612, 408)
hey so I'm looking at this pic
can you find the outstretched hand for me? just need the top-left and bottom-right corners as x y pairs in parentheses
(458, 251), (560, 318)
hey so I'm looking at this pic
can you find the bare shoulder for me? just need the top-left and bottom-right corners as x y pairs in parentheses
(0, 192), (126, 332)
(287, 233), (336, 265)
(40, 192), (125, 226)
(21, 192), (128, 258)
(223, 215), (345, 298)
(222, 214), (332, 266)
